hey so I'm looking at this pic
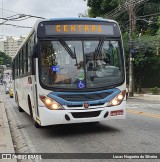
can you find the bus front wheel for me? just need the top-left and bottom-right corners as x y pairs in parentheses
(28, 97), (42, 128)
(34, 121), (42, 128)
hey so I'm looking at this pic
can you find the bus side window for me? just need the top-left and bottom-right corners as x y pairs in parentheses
(28, 39), (32, 73)
(25, 43), (28, 73)
(22, 48), (24, 74)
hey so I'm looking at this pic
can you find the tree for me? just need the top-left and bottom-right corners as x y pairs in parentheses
(132, 34), (160, 91)
(87, 0), (160, 34)
(0, 51), (12, 65)
(87, 0), (123, 17)
(133, 49), (152, 92)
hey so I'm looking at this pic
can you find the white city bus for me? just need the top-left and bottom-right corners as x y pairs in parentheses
(12, 18), (126, 128)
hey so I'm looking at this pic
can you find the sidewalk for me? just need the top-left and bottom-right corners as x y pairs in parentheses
(0, 96), (16, 161)
(0, 88), (35, 162)
(129, 93), (160, 101)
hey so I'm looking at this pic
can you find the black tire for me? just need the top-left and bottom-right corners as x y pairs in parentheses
(18, 104), (24, 112)
(28, 97), (42, 128)
(34, 120), (42, 128)
(16, 94), (24, 112)
(28, 97), (33, 118)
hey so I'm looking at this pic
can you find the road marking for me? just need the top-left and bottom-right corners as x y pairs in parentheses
(127, 103), (160, 109)
(126, 104), (139, 109)
(147, 104), (160, 107)
(127, 106), (138, 109)
(127, 109), (160, 119)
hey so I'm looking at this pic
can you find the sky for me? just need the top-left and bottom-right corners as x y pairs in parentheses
(0, 0), (88, 39)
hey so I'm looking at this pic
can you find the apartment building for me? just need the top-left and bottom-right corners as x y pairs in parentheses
(0, 36), (25, 58)
(0, 41), (4, 52)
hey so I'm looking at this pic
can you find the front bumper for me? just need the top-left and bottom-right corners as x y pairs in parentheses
(38, 101), (126, 126)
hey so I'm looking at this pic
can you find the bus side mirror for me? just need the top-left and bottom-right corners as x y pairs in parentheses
(33, 45), (38, 58)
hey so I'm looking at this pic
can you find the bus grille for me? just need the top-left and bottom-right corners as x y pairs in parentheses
(58, 92), (112, 101)
(71, 111), (101, 118)
(67, 103), (104, 108)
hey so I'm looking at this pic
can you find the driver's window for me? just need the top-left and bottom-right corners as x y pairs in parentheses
(103, 41), (120, 67)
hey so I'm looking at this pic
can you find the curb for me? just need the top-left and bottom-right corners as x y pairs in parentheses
(130, 94), (160, 101)
(4, 101), (34, 162)
(0, 98), (17, 162)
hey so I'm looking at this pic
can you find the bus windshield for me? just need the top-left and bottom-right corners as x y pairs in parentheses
(39, 38), (124, 90)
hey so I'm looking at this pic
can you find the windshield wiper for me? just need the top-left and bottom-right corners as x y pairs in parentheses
(94, 37), (105, 59)
(59, 39), (76, 59)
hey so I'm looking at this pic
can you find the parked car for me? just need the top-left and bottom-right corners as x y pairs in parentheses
(9, 85), (13, 98)
(5, 83), (11, 94)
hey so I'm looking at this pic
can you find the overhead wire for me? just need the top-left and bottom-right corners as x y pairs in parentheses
(5, 16), (34, 21)
(0, 16), (31, 25)
(0, 7), (20, 14)
(3, 23), (32, 28)
(137, 12), (160, 18)
(5, 14), (21, 19)
(104, 0), (149, 19)
(0, 7), (45, 28)
(106, 1), (146, 18)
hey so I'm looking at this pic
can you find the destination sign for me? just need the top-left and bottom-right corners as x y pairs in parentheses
(45, 24), (114, 35)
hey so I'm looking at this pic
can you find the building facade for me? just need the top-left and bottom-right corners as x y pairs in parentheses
(0, 36), (25, 58)
(0, 41), (4, 52)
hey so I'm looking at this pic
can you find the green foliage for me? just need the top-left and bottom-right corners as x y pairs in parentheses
(144, 2), (160, 14)
(150, 87), (159, 95)
(157, 16), (160, 35)
(0, 51), (12, 65)
(132, 33), (160, 91)
(87, 0), (122, 17)
(87, 0), (160, 34)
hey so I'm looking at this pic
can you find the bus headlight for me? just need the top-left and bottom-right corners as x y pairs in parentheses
(39, 95), (64, 110)
(107, 90), (126, 107)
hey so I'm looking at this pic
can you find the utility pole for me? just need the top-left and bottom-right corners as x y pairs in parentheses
(128, 0), (135, 97)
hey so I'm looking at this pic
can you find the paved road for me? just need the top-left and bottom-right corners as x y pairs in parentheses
(1, 89), (160, 162)
(127, 98), (160, 118)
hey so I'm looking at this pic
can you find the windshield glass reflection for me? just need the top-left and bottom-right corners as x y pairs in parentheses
(39, 38), (123, 89)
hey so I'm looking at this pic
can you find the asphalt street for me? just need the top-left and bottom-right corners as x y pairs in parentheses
(1, 89), (160, 162)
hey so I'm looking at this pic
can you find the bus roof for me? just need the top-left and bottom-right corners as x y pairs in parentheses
(48, 17), (116, 23)
(35, 17), (117, 27)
